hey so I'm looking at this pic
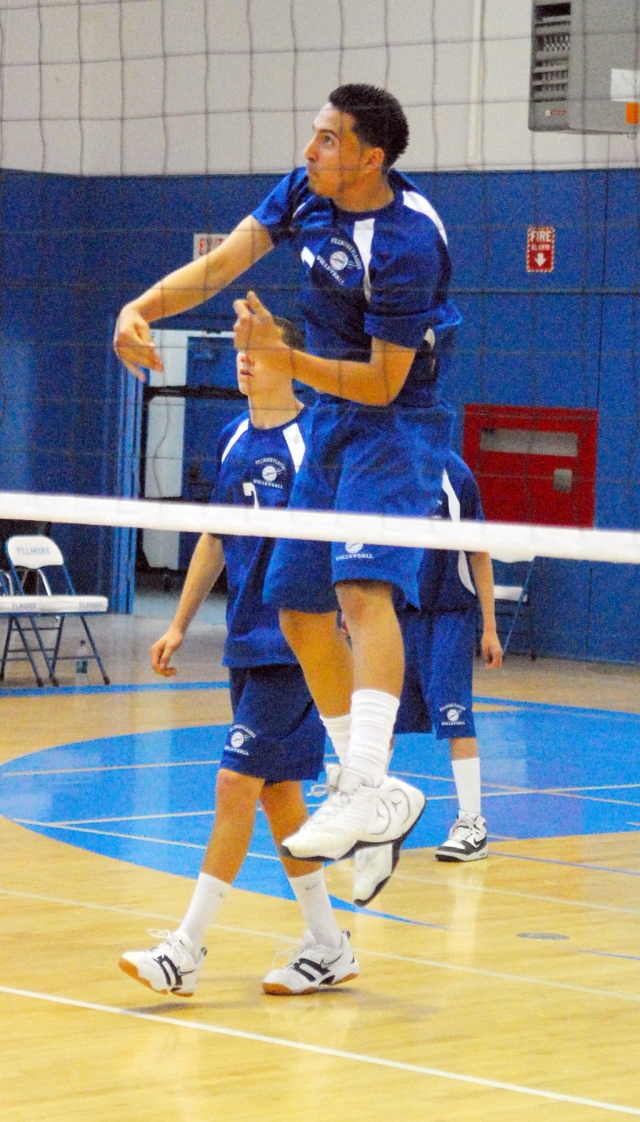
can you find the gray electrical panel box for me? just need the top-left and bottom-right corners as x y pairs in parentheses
(530, 0), (640, 132)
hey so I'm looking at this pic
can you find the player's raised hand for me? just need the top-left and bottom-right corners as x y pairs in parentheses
(233, 291), (283, 355)
(114, 306), (164, 382)
(150, 626), (184, 677)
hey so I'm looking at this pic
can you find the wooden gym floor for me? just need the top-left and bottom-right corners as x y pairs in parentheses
(2, 613), (640, 1121)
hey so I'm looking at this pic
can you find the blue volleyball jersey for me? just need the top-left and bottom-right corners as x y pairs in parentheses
(252, 167), (461, 409)
(210, 409), (309, 667)
(417, 452), (484, 613)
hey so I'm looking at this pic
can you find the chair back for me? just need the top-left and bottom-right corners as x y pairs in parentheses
(6, 536), (64, 569)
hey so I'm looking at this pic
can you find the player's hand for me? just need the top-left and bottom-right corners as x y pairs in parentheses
(150, 626), (184, 677)
(481, 629), (503, 669)
(233, 291), (284, 356)
(114, 305), (163, 382)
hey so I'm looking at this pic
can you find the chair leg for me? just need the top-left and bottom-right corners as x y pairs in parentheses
(0, 617), (13, 681)
(24, 614), (59, 687)
(12, 617), (46, 687)
(80, 616), (110, 685)
(51, 615), (65, 672)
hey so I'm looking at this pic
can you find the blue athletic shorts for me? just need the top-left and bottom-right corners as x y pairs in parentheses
(220, 663), (325, 783)
(395, 606), (477, 739)
(263, 399), (454, 613)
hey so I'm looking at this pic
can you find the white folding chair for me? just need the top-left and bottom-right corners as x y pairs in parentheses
(0, 535), (110, 687)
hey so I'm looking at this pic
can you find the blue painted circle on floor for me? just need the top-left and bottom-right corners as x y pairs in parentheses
(2, 704), (640, 900)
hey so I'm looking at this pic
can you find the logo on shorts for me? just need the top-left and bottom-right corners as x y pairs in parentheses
(335, 540), (374, 562)
(227, 723), (256, 756)
(440, 703), (467, 727)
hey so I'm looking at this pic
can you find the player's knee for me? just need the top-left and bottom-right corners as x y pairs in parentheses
(215, 767), (260, 812)
(337, 579), (394, 627)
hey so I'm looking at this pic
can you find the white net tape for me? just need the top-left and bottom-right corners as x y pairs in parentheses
(0, 491), (639, 566)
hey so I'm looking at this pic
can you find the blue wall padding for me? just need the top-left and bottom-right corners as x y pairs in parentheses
(0, 167), (637, 661)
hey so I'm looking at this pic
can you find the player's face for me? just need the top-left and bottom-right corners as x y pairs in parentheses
(236, 349), (286, 399)
(303, 104), (370, 200)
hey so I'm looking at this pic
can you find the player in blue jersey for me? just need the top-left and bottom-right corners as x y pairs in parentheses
(119, 319), (359, 997)
(352, 453), (503, 906)
(114, 84), (460, 866)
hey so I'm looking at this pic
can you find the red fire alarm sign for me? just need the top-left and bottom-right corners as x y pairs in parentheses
(526, 226), (555, 273)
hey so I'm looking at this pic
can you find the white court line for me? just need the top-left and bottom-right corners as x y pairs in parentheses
(3, 759), (220, 777)
(1, 985), (639, 1115)
(21, 810), (216, 826)
(2, 887), (640, 1006)
(11, 822), (280, 861)
(393, 871), (640, 917)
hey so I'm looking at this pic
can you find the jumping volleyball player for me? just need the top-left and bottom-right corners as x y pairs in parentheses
(114, 84), (461, 888)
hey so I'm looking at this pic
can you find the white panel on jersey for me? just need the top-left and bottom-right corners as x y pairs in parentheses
(301, 246), (315, 268)
(282, 421), (306, 473)
(441, 469), (476, 595)
(402, 190), (448, 246)
(352, 218), (375, 302)
(221, 417), (250, 463)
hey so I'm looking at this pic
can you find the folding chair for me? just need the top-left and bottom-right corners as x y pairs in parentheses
(0, 535), (110, 687)
(490, 549), (537, 658)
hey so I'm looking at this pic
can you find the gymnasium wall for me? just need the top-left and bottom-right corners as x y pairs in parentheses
(0, 163), (638, 660)
(0, 0), (638, 661)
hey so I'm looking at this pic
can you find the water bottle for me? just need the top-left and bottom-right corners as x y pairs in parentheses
(75, 639), (89, 687)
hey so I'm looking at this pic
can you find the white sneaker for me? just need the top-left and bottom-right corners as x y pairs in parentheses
(435, 812), (488, 862)
(262, 930), (359, 995)
(119, 930), (206, 996)
(353, 841), (400, 906)
(281, 769), (426, 862)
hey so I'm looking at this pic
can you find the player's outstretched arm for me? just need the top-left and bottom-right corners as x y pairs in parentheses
(470, 551), (503, 669)
(233, 291), (416, 406)
(115, 218), (274, 381)
(150, 533), (226, 677)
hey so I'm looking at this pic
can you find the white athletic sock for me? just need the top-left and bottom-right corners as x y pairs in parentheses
(288, 869), (342, 949)
(320, 712), (351, 766)
(177, 872), (231, 950)
(451, 756), (482, 816)
(346, 689), (399, 787)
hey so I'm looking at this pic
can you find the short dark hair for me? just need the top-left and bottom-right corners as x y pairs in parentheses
(273, 315), (305, 351)
(328, 84), (409, 169)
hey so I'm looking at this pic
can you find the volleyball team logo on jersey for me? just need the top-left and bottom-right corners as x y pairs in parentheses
(253, 457), (287, 490)
(316, 236), (362, 287)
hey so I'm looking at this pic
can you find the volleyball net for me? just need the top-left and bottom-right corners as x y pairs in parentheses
(1, 490), (640, 566)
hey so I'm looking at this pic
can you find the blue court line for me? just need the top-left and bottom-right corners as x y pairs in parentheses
(494, 852), (640, 877)
(0, 680), (228, 698)
(329, 898), (448, 929)
(576, 949), (640, 962)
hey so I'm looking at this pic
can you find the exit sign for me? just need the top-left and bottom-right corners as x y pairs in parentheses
(193, 232), (228, 260)
(527, 226), (555, 273)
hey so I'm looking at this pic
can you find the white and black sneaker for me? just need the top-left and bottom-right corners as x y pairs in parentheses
(281, 769), (426, 863)
(262, 930), (359, 995)
(119, 930), (206, 996)
(352, 841), (400, 906)
(435, 812), (488, 862)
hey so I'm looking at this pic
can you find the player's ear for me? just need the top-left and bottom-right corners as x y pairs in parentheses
(364, 145), (385, 172)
